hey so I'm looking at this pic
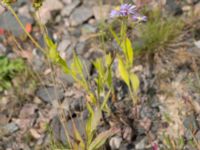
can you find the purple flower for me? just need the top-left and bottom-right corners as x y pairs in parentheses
(110, 9), (120, 18)
(109, 3), (147, 22)
(119, 4), (136, 16)
(110, 4), (136, 18)
(132, 14), (147, 22)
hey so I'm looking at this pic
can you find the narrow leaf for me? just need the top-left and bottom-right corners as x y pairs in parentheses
(72, 120), (85, 149)
(88, 128), (119, 150)
(118, 57), (130, 86)
(130, 73), (140, 93)
(120, 38), (133, 66)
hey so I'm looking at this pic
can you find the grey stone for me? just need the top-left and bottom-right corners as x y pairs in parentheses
(135, 137), (147, 150)
(12, 0), (27, 7)
(194, 40), (200, 48)
(58, 71), (74, 85)
(109, 136), (122, 150)
(75, 41), (87, 55)
(183, 114), (198, 132)
(93, 5), (110, 21)
(81, 109), (88, 120)
(137, 126), (146, 135)
(81, 24), (97, 35)
(83, 0), (98, 6)
(68, 27), (81, 37)
(119, 144), (135, 150)
(64, 18), (70, 27)
(195, 130), (200, 141)
(55, 15), (62, 23)
(36, 0), (63, 24)
(140, 106), (154, 119)
(0, 43), (6, 56)
(185, 130), (193, 140)
(61, 0), (81, 16)
(70, 97), (86, 112)
(52, 116), (86, 145)
(57, 39), (71, 52)
(62, 0), (72, 4)
(69, 6), (93, 26)
(0, 123), (19, 137)
(32, 56), (44, 71)
(18, 5), (31, 19)
(36, 86), (65, 103)
(165, 0), (183, 15)
(0, 12), (33, 37)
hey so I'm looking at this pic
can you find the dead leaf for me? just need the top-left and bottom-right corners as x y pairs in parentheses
(30, 128), (41, 139)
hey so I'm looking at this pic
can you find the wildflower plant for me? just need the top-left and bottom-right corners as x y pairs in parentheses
(1, 1), (146, 149)
(109, 3), (147, 104)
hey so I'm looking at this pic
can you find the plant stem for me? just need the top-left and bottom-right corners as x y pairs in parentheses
(6, 4), (45, 53)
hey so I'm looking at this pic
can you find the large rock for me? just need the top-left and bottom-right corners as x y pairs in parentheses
(69, 6), (93, 26)
(61, 0), (81, 16)
(93, 5), (110, 21)
(183, 114), (198, 132)
(165, 0), (183, 15)
(36, 86), (65, 103)
(0, 123), (19, 137)
(57, 39), (71, 52)
(37, 0), (63, 24)
(18, 5), (31, 19)
(81, 24), (97, 35)
(0, 12), (33, 37)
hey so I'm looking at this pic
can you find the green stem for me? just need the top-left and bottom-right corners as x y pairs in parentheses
(128, 86), (137, 105)
(6, 4), (45, 53)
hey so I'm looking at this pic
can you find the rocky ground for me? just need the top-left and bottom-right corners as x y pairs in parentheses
(0, 0), (200, 150)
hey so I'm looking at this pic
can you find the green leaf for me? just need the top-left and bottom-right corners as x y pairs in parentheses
(101, 90), (111, 111)
(88, 128), (118, 150)
(106, 68), (112, 88)
(93, 58), (104, 77)
(72, 120), (85, 149)
(130, 73), (140, 93)
(86, 104), (102, 146)
(44, 35), (70, 74)
(109, 25), (120, 45)
(118, 57), (130, 87)
(120, 38), (133, 66)
(105, 53), (112, 67)
(85, 102), (94, 145)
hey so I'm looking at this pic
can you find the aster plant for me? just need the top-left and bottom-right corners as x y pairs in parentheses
(109, 3), (147, 104)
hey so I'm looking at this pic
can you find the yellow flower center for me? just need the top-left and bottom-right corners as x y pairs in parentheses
(114, 6), (120, 11)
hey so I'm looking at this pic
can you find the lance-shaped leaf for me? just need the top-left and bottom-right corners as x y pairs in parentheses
(86, 103), (101, 145)
(88, 128), (119, 150)
(120, 38), (134, 66)
(130, 73), (140, 93)
(72, 119), (85, 150)
(118, 57), (130, 87)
